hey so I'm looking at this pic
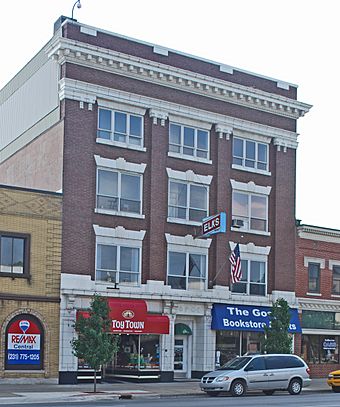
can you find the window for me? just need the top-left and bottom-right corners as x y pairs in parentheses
(0, 233), (29, 277)
(232, 259), (266, 296)
(169, 123), (209, 159)
(302, 335), (340, 364)
(98, 108), (143, 147)
(167, 251), (207, 290)
(97, 169), (141, 214)
(308, 263), (320, 293)
(233, 137), (268, 172)
(245, 357), (266, 371)
(333, 266), (340, 295)
(232, 191), (268, 232)
(168, 181), (208, 223)
(96, 243), (140, 285)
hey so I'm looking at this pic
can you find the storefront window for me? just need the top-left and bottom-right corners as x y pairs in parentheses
(301, 335), (340, 364)
(302, 310), (340, 330)
(215, 331), (263, 366)
(113, 334), (160, 370)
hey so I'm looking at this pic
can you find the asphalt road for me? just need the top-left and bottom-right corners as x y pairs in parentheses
(4, 392), (340, 407)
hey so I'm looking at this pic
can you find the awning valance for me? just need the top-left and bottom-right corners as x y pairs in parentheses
(77, 298), (169, 335)
(175, 323), (192, 335)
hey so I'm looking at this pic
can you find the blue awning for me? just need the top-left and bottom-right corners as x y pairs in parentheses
(211, 304), (301, 333)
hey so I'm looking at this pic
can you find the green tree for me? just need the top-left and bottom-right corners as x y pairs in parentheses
(262, 298), (293, 354)
(71, 294), (119, 392)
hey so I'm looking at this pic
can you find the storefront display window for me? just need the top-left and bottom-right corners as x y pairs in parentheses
(113, 334), (160, 370)
(215, 331), (263, 366)
(301, 335), (340, 364)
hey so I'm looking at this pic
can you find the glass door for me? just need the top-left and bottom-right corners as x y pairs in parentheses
(174, 335), (187, 374)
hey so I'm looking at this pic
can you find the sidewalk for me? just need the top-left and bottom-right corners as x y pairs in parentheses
(0, 378), (330, 404)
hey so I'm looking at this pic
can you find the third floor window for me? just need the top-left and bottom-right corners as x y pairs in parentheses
(233, 137), (268, 172)
(169, 123), (209, 160)
(97, 108), (143, 147)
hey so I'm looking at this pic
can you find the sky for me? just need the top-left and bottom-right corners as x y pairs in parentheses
(0, 0), (339, 229)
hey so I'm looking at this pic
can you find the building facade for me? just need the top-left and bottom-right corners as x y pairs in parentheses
(296, 223), (340, 378)
(0, 16), (311, 382)
(0, 185), (62, 380)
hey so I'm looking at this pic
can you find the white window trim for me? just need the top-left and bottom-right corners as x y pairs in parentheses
(230, 179), (271, 195)
(94, 225), (145, 287)
(167, 168), (212, 185)
(329, 260), (340, 270)
(168, 115), (212, 130)
(231, 164), (271, 176)
(96, 138), (147, 152)
(304, 257), (325, 269)
(95, 155), (146, 173)
(166, 233), (211, 291)
(168, 151), (212, 165)
(97, 99), (147, 116)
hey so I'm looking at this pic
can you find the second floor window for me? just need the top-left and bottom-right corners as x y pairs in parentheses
(231, 259), (266, 296)
(0, 234), (27, 276)
(167, 251), (206, 290)
(308, 263), (320, 293)
(168, 181), (208, 223)
(169, 123), (209, 159)
(97, 169), (141, 214)
(96, 244), (140, 285)
(333, 266), (340, 295)
(98, 108), (143, 146)
(233, 137), (268, 172)
(232, 191), (268, 232)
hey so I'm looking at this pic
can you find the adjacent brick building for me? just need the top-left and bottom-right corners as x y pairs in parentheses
(296, 222), (340, 377)
(0, 185), (62, 380)
(0, 16), (311, 382)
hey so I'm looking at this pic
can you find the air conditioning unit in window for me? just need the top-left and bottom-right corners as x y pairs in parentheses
(232, 218), (244, 229)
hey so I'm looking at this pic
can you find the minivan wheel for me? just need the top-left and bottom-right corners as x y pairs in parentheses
(263, 390), (275, 395)
(206, 391), (220, 397)
(288, 378), (302, 395)
(230, 380), (246, 397)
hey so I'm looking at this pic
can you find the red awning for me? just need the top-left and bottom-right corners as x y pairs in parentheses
(77, 298), (169, 335)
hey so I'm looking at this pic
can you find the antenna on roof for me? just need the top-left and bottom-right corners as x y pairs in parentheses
(71, 0), (82, 20)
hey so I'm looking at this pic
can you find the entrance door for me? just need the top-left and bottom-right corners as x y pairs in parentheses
(174, 335), (188, 377)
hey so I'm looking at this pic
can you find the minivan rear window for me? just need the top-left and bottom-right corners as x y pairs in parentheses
(265, 355), (304, 369)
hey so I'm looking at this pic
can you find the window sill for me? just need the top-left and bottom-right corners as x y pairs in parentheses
(231, 227), (270, 236)
(96, 138), (146, 152)
(306, 292), (322, 296)
(168, 151), (212, 165)
(167, 217), (202, 227)
(95, 281), (140, 287)
(0, 272), (30, 280)
(95, 208), (145, 219)
(331, 294), (340, 298)
(232, 164), (271, 176)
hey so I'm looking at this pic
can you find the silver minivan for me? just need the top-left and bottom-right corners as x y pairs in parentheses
(200, 354), (311, 397)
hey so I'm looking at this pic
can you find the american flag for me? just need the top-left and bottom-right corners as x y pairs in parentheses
(229, 243), (242, 284)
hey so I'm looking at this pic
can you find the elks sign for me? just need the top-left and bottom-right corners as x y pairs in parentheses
(78, 298), (169, 335)
(211, 304), (302, 333)
(201, 212), (226, 237)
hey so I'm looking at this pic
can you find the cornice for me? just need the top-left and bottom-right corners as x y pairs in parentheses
(297, 225), (340, 243)
(47, 37), (311, 120)
(298, 297), (340, 312)
(59, 78), (299, 149)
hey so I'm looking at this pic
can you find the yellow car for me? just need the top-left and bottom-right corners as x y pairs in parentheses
(327, 370), (340, 392)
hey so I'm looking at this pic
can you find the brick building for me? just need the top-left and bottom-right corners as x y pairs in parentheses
(296, 222), (340, 377)
(0, 185), (62, 380)
(0, 16), (311, 383)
